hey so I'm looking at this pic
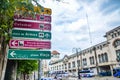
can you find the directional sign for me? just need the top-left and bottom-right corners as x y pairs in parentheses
(34, 7), (52, 15)
(14, 14), (51, 22)
(37, 15), (51, 22)
(17, 7), (52, 15)
(12, 29), (51, 40)
(9, 39), (51, 49)
(13, 21), (51, 31)
(42, 8), (52, 15)
(8, 49), (51, 59)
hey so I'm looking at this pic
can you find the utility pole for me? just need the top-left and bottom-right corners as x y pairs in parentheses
(72, 48), (81, 79)
(38, 59), (42, 80)
(93, 47), (99, 75)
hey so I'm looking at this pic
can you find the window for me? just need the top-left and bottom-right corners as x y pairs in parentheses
(98, 53), (108, 63)
(57, 66), (58, 70)
(72, 61), (75, 68)
(68, 63), (71, 68)
(114, 40), (120, 47)
(90, 49), (92, 53)
(98, 55), (102, 63)
(118, 32), (120, 35)
(100, 45), (102, 50)
(77, 60), (80, 67)
(101, 54), (104, 62)
(114, 33), (117, 37)
(59, 65), (61, 70)
(104, 53), (108, 62)
(116, 50), (120, 61)
(65, 64), (67, 69)
(62, 65), (64, 69)
(112, 34), (114, 38)
(89, 56), (94, 65)
(83, 58), (87, 66)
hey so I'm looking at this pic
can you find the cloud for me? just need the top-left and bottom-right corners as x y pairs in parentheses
(39, 0), (120, 57)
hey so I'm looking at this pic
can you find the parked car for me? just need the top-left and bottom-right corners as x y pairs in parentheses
(99, 71), (111, 76)
(113, 68), (120, 78)
(41, 77), (53, 80)
(56, 74), (62, 80)
(79, 70), (95, 77)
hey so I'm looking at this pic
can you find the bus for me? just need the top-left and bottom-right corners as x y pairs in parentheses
(79, 70), (95, 77)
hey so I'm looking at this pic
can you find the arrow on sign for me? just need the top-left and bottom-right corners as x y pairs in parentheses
(10, 51), (16, 57)
(11, 40), (18, 46)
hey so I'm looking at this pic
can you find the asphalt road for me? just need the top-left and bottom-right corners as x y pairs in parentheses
(63, 76), (120, 80)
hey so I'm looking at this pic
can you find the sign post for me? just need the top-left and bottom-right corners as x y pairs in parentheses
(8, 49), (51, 59)
(9, 39), (51, 49)
(12, 29), (51, 40)
(8, 6), (52, 80)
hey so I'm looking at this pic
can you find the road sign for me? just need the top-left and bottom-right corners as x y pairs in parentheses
(17, 7), (52, 15)
(34, 7), (52, 15)
(14, 14), (51, 22)
(12, 29), (51, 40)
(9, 39), (51, 49)
(42, 8), (52, 15)
(13, 21), (51, 31)
(8, 49), (51, 59)
(37, 15), (51, 22)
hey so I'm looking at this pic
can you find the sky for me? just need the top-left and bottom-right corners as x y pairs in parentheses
(39, 0), (120, 58)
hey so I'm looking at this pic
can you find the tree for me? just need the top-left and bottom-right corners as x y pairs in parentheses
(17, 60), (38, 80)
(0, 0), (63, 80)
(0, 0), (43, 80)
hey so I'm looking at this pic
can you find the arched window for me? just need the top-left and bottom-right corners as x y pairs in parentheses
(101, 54), (104, 62)
(113, 39), (120, 47)
(98, 55), (101, 63)
(92, 56), (94, 64)
(104, 53), (108, 62)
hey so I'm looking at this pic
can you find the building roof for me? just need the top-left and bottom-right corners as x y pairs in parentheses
(104, 26), (120, 37)
(51, 50), (60, 55)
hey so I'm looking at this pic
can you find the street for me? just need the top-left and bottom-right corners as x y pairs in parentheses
(62, 76), (120, 80)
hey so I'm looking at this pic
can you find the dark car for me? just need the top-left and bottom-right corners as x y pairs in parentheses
(113, 68), (120, 78)
(99, 71), (111, 76)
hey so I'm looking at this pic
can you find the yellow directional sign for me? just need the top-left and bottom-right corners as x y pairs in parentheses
(17, 6), (52, 15)
(42, 8), (52, 15)
(34, 7), (52, 15)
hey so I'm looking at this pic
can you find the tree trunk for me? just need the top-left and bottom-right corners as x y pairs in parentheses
(0, 36), (8, 80)
(0, 55), (8, 80)
(4, 60), (17, 80)
(0, 57), (3, 79)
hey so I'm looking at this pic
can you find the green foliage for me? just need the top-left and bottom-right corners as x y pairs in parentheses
(0, 0), (43, 43)
(17, 60), (38, 74)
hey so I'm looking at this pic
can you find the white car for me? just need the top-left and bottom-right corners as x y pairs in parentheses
(41, 77), (53, 80)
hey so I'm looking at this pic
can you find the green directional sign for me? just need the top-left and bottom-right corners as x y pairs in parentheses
(12, 29), (51, 40)
(8, 49), (51, 59)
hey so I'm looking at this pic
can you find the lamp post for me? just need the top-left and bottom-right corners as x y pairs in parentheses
(72, 48), (81, 79)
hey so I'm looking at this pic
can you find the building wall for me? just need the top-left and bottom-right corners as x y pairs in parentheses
(49, 26), (120, 76)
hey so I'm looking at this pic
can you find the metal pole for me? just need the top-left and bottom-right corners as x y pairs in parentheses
(38, 59), (42, 80)
(72, 48), (81, 79)
(76, 49), (81, 80)
(93, 47), (99, 75)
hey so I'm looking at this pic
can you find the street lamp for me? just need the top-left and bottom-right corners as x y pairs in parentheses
(72, 48), (81, 79)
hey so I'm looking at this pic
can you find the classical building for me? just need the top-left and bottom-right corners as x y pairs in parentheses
(49, 26), (120, 76)
(42, 50), (60, 76)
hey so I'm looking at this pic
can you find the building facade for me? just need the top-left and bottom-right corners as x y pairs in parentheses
(49, 26), (120, 76)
